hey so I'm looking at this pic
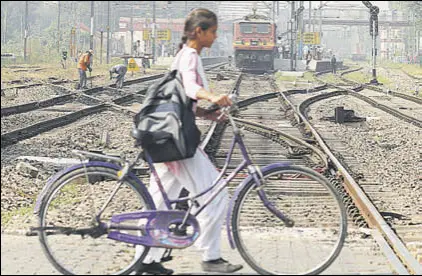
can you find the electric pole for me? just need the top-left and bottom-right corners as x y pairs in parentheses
(277, 1), (280, 19)
(24, 1), (29, 63)
(57, 1), (61, 54)
(99, 2), (103, 64)
(297, 1), (304, 62)
(90, 1), (94, 50)
(290, 1), (295, 71)
(107, 1), (110, 64)
(319, 1), (323, 36)
(308, 1), (312, 32)
(100, 29), (103, 64)
(130, 9), (134, 56)
(152, 1), (156, 65)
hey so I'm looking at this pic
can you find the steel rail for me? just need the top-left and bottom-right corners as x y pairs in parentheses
(314, 70), (422, 127)
(328, 83), (422, 128)
(233, 117), (328, 168)
(0, 79), (73, 92)
(1, 94), (76, 117)
(0, 86), (149, 148)
(339, 67), (422, 105)
(1, 73), (165, 117)
(1, 104), (108, 148)
(400, 68), (422, 81)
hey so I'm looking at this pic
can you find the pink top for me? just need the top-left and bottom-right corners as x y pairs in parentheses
(171, 45), (209, 103)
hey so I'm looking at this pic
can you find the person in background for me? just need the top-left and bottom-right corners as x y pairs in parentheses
(133, 42), (138, 57)
(77, 49), (93, 89)
(109, 64), (128, 89)
(302, 45), (309, 59)
(331, 54), (337, 74)
(306, 50), (312, 69)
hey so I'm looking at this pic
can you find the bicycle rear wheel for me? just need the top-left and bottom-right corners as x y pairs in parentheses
(38, 165), (153, 275)
(232, 165), (347, 275)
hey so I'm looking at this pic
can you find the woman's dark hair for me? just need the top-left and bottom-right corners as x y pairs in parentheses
(178, 8), (218, 51)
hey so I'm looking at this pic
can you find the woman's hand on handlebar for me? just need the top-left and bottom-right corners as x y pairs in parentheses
(197, 88), (234, 107)
(208, 94), (232, 107)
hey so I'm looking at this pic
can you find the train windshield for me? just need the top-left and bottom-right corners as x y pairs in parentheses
(239, 23), (271, 34)
(240, 24), (253, 34)
(256, 24), (270, 34)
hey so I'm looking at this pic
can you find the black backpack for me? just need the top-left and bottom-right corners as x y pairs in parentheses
(132, 70), (201, 163)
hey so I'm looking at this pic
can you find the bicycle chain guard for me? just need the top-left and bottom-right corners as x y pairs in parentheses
(107, 210), (200, 249)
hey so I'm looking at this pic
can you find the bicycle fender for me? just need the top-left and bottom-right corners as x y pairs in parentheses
(225, 163), (290, 249)
(34, 161), (156, 214)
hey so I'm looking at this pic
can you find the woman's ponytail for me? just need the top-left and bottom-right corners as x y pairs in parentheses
(176, 9), (217, 54)
(177, 36), (188, 53)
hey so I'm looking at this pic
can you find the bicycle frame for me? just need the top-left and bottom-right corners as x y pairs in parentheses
(144, 110), (294, 245)
(33, 104), (294, 249)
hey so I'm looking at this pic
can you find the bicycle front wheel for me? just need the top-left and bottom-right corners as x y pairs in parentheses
(232, 165), (347, 275)
(38, 165), (153, 275)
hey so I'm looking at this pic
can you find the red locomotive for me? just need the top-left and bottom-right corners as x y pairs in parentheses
(233, 9), (277, 71)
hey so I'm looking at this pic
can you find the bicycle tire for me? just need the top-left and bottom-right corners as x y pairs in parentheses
(38, 165), (154, 275)
(232, 165), (347, 275)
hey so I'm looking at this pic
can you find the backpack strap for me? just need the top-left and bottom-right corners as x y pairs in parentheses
(173, 47), (198, 107)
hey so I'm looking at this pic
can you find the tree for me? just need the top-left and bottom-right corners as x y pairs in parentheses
(1, 2), (25, 45)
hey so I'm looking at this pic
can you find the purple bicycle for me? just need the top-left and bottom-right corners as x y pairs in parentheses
(31, 97), (347, 275)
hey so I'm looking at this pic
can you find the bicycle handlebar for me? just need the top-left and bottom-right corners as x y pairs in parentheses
(204, 94), (238, 115)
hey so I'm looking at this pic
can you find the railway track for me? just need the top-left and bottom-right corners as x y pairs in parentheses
(1, 60), (420, 274)
(1, 61), (228, 148)
(280, 69), (421, 274)
(338, 67), (421, 104)
(1, 85), (147, 148)
(312, 69), (422, 128)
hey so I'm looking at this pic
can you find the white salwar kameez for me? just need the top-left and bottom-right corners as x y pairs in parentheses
(137, 45), (229, 263)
